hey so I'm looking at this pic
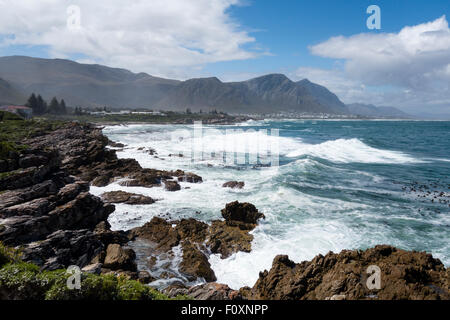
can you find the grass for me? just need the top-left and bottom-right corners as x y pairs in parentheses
(0, 242), (190, 300)
(0, 113), (65, 161)
(42, 111), (240, 124)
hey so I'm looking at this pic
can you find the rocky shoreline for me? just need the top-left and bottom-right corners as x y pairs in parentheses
(0, 120), (448, 300)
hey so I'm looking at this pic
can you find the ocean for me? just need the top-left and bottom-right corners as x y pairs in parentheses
(90, 119), (450, 289)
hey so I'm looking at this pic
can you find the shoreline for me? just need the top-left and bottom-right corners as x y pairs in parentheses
(0, 118), (449, 300)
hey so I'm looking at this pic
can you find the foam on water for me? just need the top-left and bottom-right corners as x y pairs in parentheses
(287, 138), (423, 164)
(97, 122), (450, 289)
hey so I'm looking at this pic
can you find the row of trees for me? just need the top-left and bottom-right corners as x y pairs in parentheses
(25, 93), (67, 115)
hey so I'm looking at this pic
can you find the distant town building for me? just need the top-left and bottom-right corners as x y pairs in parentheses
(0, 105), (33, 119)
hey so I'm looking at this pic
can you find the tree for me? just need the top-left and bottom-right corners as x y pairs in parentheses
(48, 97), (60, 114)
(60, 99), (67, 115)
(25, 93), (38, 114)
(36, 95), (47, 115)
(186, 108), (192, 114)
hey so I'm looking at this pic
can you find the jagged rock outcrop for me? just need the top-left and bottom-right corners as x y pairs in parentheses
(129, 202), (266, 282)
(241, 245), (449, 300)
(103, 243), (137, 271)
(20, 229), (104, 270)
(187, 283), (242, 300)
(22, 123), (202, 190)
(221, 201), (265, 227)
(100, 191), (155, 205)
(129, 217), (214, 281)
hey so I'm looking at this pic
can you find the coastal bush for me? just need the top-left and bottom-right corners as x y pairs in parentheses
(0, 261), (178, 300)
(0, 242), (188, 300)
(0, 111), (23, 121)
(0, 242), (21, 267)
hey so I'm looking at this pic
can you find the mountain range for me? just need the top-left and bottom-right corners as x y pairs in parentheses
(347, 103), (412, 119)
(0, 56), (410, 118)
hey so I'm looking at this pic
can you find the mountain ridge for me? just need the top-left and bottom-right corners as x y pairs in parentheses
(347, 103), (412, 119)
(0, 56), (406, 117)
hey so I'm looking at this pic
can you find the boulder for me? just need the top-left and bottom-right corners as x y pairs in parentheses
(179, 242), (216, 282)
(207, 221), (254, 259)
(165, 180), (181, 192)
(221, 201), (265, 228)
(103, 244), (137, 272)
(82, 263), (103, 275)
(20, 229), (104, 270)
(222, 181), (245, 189)
(187, 283), (243, 300)
(101, 191), (155, 205)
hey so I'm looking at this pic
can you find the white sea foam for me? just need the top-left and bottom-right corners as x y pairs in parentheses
(287, 138), (423, 164)
(97, 123), (449, 290)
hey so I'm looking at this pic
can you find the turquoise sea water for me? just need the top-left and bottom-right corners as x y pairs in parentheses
(94, 120), (450, 289)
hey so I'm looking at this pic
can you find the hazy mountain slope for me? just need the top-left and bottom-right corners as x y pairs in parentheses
(0, 56), (350, 114)
(0, 56), (180, 107)
(0, 77), (27, 105)
(347, 103), (411, 118)
(158, 74), (349, 114)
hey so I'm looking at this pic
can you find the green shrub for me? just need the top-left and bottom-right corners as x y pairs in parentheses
(0, 111), (23, 121)
(0, 254), (177, 300)
(0, 242), (21, 266)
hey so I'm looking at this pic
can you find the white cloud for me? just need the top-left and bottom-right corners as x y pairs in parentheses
(298, 16), (450, 113)
(0, 0), (257, 78)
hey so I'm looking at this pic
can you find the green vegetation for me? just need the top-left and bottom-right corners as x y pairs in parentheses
(0, 110), (23, 121)
(42, 110), (237, 124)
(0, 115), (64, 144)
(0, 114), (64, 160)
(0, 242), (189, 300)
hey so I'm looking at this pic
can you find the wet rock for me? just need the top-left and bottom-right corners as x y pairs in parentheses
(129, 217), (179, 251)
(100, 191), (155, 205)
(164, 282), (189, 298)
(207, 221), (253, 259)
(221, 201), (265, 227)
(137, 270), (155, 284)
(103, 244), (137, 272)
(82, 263), (103, 274)
(20, 229), (104, 270)
(244, 245), (450, 300)
(165, 180), (181, 192)
(92, 175), (112, 187)
(179, 242), (216, 282)
(175, 218), (209, 243)
(188, 283), (243, 300)
(175, 171), (203, 183)
(222, 181), (245, 189)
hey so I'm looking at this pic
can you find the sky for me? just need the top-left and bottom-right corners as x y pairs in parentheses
(0, 0), (449, 114)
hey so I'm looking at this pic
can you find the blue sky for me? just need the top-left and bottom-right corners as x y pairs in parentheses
(0, 0), (449, 113)
(205, 0), (450, 79)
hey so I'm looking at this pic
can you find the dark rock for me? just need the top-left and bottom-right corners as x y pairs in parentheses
(244, 245), (450, 300)
(207, 221), (253, 259)
(188, 283), (243, 300)
(21, 229), (104, 270)
(82, 263), (103, 274)
(179, 242), (216, 282)
(164, 180), (181, 192)
(101, 191), (155, 205)
(137, 270), (155, 284)
(221, 201), (265, 226)
(103, 244), (137, 272)
(223, 181), (245, 189)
